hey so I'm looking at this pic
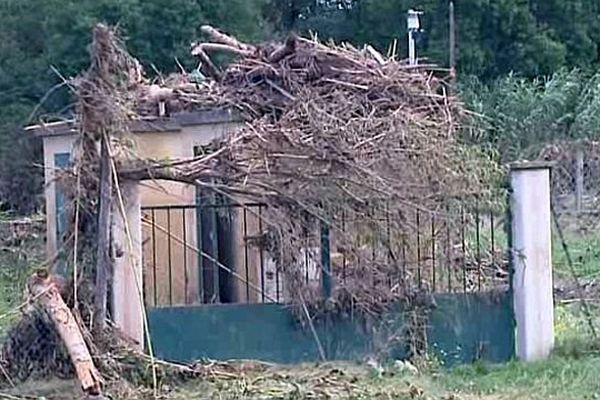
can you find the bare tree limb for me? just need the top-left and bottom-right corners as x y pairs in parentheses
(200, 25), (255, 52)
(94, 135), (112, 332)
(192, 43), (253, 57)
(194, 48), (222, 81)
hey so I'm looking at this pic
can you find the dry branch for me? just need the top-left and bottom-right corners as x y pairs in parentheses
(191, 42), (253, 57)
(200, 25), (255, 52)
(129, 30), (504, 314)
(194, 48), (222, 81)
(93, 136), (112, 332)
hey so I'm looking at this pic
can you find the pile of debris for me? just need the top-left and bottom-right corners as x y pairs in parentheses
(124, 25), (503, 309)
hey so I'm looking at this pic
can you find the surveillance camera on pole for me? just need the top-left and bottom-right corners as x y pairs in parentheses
(407, 9), (423, 65)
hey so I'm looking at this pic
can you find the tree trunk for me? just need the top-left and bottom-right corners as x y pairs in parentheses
(28, 271), (104, 396)
(94, 136), (112, 332)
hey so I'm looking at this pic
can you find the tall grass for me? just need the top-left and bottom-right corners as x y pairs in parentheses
(459, 69), (600, 162)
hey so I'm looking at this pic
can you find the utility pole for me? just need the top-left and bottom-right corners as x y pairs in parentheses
(407, 9), (423, 65)
(449, 0), (457, 87)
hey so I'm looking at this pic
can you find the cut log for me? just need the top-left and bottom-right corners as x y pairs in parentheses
(192, 42), (253, 57)
(365, 44), (386, 65)
(200, 25), (255, 52)
(28, 270), (104, 396)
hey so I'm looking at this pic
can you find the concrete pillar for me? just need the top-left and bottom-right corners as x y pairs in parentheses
(510, 161), (554, 361)
(112, 181), (144, 348)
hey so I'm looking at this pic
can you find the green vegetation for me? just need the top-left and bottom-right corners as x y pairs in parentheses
(2, 0), (600, 212)
(553, 232), (600, 281)
(460, 69), (600, 162)
(272, 0), (600, 80)
(0, 219), (45, 337)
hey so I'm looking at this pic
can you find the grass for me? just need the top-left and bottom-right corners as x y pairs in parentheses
(1, 215), (600, 399)
(553, 232), (600, 280)
(0, 217), (45, 337)
(423, 301), (600, 400)
(436, 356), (600, 399)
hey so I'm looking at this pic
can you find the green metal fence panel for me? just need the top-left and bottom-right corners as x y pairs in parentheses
(148, 291), (514, 365)
(148, 303), (326, 363)
(428, 291), (515, 366)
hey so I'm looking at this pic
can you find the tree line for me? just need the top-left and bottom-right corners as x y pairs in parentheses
(1, 0), (599, 212)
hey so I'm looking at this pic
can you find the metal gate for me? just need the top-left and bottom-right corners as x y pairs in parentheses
(141, 197), (515, 365)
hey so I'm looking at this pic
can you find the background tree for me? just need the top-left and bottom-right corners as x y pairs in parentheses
(1, 0), (600, 212)
(0, 0), (268, 213)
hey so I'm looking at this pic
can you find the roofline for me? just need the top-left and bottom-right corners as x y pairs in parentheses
(25, 108), (242, 138)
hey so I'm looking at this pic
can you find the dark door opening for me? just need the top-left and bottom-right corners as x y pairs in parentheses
(194, 145), (235, 303)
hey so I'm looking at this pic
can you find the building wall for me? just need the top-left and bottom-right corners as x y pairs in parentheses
(42, 134), (77, 263)
(42, 120), (276, 307)
(136, 123), (243, 306)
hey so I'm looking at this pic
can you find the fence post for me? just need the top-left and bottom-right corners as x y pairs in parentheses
(112, 181), (144, 348)
(510, 161), (554, 361)
(320, 222), (332, 298)
(575, 148), (584, 212)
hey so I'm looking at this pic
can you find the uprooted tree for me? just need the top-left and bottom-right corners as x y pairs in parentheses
(0, 23), (503, 396)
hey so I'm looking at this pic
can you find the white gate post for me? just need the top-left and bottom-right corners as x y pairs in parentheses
(112, 181), (144, 348)
(510, 161), (554, 361)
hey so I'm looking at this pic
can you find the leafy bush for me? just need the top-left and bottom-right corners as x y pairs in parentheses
(459, 69), (600, 162)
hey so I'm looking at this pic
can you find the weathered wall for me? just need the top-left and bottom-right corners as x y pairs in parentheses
(42, 134), (77, 264)
(136, 122), (246, 306)
(42, 118), (275, 306)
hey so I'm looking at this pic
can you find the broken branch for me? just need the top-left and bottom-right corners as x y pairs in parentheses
(27, 270), (104, 396)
